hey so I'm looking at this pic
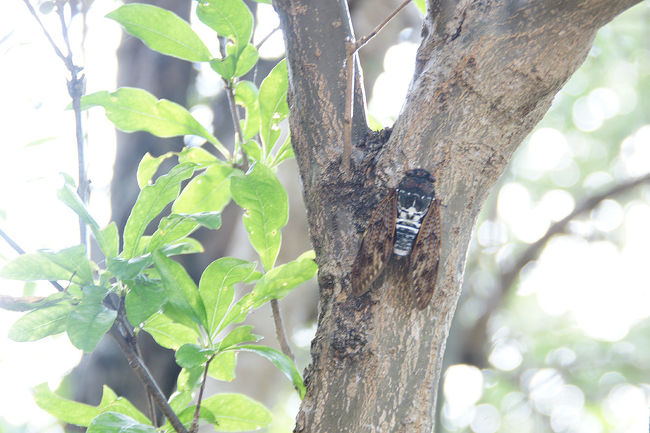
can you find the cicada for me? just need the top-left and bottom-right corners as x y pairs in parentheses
(351, 169), (441, 309)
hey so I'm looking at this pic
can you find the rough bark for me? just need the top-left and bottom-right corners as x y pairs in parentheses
(273, 0), (643, 432)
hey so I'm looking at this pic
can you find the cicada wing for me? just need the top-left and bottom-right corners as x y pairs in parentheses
(408, 197), (441, 310)
(351, 190), (397, 296)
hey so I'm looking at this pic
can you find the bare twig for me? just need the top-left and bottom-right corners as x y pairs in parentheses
(21, 0), (67, 63)
(55, 2), (90, 251)
(353, 0), (412, 53)
(190, 355), (215, 433)
(342, 0), (412, 172)
(110, 325), (189, 433)
(271, 299), (295, 361)
(218, 37), (248, 169)
(255, 26), (281, 50)
(342, 39), (355, 173)
(135, 336), (158, 426)
(0, 228), (65, 292)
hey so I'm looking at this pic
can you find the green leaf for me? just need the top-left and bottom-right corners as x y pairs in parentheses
(234, 43), (259, 77)
(199, 257), (257, 336)
(87, 412), (155, 433)
(201, 393), (272, 431)
(67, 302), (117, 352)
(107, 3), (211, 62)
(242, 140), (263, 163)
(145, 213), (201, 252)
(176, 405), (216, 428)
(57, 178), (116, 259)
(101, 222), (120, 259)
(136, 151), (175, 188)
(153, 250), (207, 329)
(98, 386), (150, 425)
(179, 212), (222, 229)
(81, 88), (229, 158)
(0, 292), (66, 312)
(143, 313), (199, 350)
(125, 279), (167, 325)
(218, 325), (261, 350)
(197, 0), (253, 54)
(269, 136), (294, 168)
(210, 56), (237, 81)
(207, 351), (236, 381)
(173, 164), (235, 214)
(178, 146), (219, 167)
(8, 303), (74, 342)
(259, 60), (289, 158)
(218, 293), (256, 332)
(123, 163), (195, 258)
(367, 114), (384, 131)
(107, 255), (152, 281)
(168, 390), (193, 414)
(233, 345), (305, 398)
(234, 81), (260, 141)
(252, 250), (317, 303)
(177, 366), (204, 392)
(33, 383), (100, 427)
(1, 245), (92, 284)
(230, 164), (288, 271)
(161, 237), (204, 256)
(175, 344), (215, 368)
(413, 0), (426, 15)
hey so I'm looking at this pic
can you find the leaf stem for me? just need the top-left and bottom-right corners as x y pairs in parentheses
(353, 0), (412, 53)
(190, 354), (215, 433)
(218, 37), (248, 170)
(271, 299), (295, 361)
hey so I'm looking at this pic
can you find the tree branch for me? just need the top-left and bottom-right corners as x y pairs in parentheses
(189, 355), (214, 433)
(270, 299), (295, 361)
(218, 37), (247, 168)
(110, 325), (188, 433)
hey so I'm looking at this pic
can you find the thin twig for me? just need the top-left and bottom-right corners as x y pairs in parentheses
(271, 299), (295, 361)
(190, 355), (215, 433)
(110, 326), (189, 433)
(55, 2), (90, 251)
(219, 37), (248, 169)
(135, 335), (158, 426)
(21, 0), (67, 63)
(353, 0), (412, 53)
(255, 26), (281, 50)
(342, 39), (355, 173)
(342, 0), (412, 172)
(0, 228), (65, 292)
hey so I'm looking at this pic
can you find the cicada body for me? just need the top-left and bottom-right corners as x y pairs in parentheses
(351, 169), (441, 309)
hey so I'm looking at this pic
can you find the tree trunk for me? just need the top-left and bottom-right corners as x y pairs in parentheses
(272, 0), (643, 432)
